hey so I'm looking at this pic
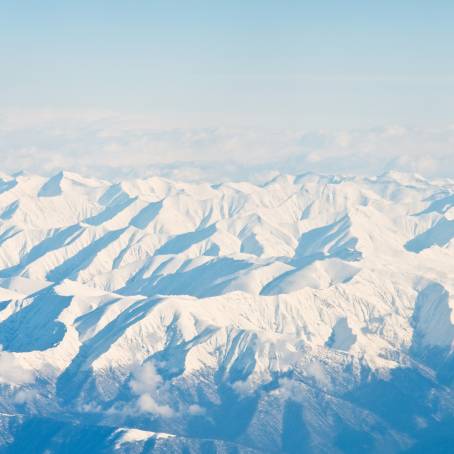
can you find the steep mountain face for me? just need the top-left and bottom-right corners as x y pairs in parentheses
(0, 170), (453, 453)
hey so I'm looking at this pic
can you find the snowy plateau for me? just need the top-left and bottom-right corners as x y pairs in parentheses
(0, 170), (452, 453)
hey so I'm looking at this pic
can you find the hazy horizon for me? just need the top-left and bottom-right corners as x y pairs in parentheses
(1, 1), (453, 180)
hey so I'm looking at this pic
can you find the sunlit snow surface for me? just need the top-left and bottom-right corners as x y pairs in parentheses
(0, 170), (453, 453)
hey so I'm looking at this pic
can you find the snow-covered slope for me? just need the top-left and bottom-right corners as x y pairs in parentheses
(0, 170), (453, 453)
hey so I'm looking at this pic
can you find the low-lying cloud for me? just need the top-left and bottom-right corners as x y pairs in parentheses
(0, 110), (453, 182)
(130, 361), (175, 417)
(0, 345), (34, 386)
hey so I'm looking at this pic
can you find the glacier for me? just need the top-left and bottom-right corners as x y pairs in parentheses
(0, 170), (453, 452)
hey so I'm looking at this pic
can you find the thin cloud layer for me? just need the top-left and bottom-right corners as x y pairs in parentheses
(0, 346), (34, 386)
(0, 111), (453, 181)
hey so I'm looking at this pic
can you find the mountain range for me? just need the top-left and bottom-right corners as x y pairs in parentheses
(0, 170), (453, 453)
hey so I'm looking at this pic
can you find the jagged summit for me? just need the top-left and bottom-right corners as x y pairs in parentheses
(0, 170), (453, 452)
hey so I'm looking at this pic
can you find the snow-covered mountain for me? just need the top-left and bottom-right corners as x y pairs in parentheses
(0, 170), (453, 453)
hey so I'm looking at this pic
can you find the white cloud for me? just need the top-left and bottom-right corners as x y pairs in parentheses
(0, 345), (34, 386)
(129, 362), (175, 417)
(129, 361), (206, 418)
(231, 378), (258, 398)
(136, 393), (174, 418)
(188, 404), (205, 415)
(130, 361), (163, 396)
(304, 361), (331, 389)
(0, 110), (453, 181)
(14, 388), (37, 404)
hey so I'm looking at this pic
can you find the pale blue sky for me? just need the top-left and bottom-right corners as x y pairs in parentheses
(1, 1), (454, 129)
